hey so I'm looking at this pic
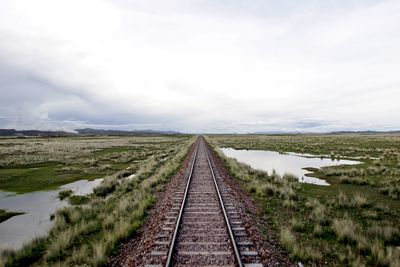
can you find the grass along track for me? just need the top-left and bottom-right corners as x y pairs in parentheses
(0, 136), (195, 266)
(110, 137), (290, 266)
(207, 134), (400, 266)
(143, 138), (262, 266)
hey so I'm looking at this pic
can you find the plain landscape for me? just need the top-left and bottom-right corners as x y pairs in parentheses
(1, 0), (400, 266)
(0, 133), (399, 266)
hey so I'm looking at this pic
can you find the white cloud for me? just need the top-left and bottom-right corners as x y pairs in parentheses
(0, 0), (399, 132)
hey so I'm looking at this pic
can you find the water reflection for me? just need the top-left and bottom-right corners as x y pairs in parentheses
(0, 178), (102, 251)
(221, 148), (360, 186)
(61, 178), (103, 195)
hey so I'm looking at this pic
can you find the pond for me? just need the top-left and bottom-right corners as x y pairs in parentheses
(0, 178), (103, 251)
(220, 148), (361, 186)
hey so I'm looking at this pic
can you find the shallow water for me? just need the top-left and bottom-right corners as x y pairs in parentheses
(0, 178), (102, 251)
(220, 148), (360, 186)
(61, 178), (103, 195)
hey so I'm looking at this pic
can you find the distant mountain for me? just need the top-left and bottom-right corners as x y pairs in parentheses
(0, 128), (181, 137)
(247, 130), (400, 135)
(250, 131), (302, 135)
(75, 128), (181, 136)
(0, 129), (74, 137)
(328, 130), (400, 135)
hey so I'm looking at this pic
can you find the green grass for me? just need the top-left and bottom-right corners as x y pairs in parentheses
(1, 163), (79, 193)
(0, 136), (190, 193)
(0, 209), (24, 223)
(207, 134), (400, 266)
(58, 190), (73, 200)
(67, 195), (90, 205)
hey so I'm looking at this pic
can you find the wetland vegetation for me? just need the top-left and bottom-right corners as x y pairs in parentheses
(2, 133), (400, 266)
(0, 136), (188, 193)
(0, 209), (24, 223)
(208, 134), (400, 266)
(0, 135), (194, 266)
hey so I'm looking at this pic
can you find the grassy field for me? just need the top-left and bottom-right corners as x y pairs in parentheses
(208, 134), (400, 266)
(0, 136), (190, 193)
(0, 135), (195, 266)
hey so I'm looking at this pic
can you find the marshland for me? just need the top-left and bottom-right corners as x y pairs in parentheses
(1, 0), (400, 266)
(0, 135), (194, 266)
(1, 134), (399, 266)
(207, 134), (400, 266)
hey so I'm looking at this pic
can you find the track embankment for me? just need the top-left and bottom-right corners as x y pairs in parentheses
(109, 137), (290, 267)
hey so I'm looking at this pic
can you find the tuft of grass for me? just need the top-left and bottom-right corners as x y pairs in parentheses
(370, 241), (400, 267)
(283, 173), (298, 183)
(362, 210), (378, 219)
(380, 186), (400, 200)
(58, 189), (73, 200)
(68, 195), (90, 205)
(331, 218), (358, 244)
(313, 224), (323, 237)
(336, 192), (370, 208)
(352, 194), (370, 208)
(93, 179), (118, 197)
(289, 218), (305, 232)
(367, 223), (400, 244)
(280, 227), (296, 251)
(2, 238), (47, 267)
(309, 200), (328, 225)
(339, 176), (369, 185)
(280, 227), (322, 261)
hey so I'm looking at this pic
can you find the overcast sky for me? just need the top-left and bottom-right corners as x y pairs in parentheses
(0, 0), (399, 133)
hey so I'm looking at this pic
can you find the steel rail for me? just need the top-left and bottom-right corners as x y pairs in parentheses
(204, 139), (244, 267)
(165, 139), (200, 267)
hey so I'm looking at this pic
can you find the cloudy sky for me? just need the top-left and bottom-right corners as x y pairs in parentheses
(0, 0), (399, 133)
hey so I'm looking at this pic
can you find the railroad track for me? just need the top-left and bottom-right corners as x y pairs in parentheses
(145, 137), (263, 267)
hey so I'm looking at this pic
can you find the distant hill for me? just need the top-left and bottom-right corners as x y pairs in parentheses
(328, 130), (400, 135)
(75, 128), (181, 136)
(248, 130), (400, 135)
(0, 128), (181, 137)
(0, 129), (73, 137)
